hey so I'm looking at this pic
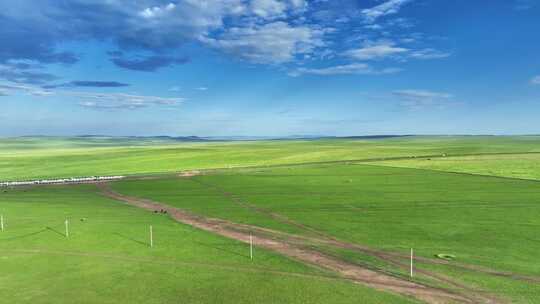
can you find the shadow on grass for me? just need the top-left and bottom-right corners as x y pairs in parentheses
(192, 241), (286, 264)
(114, 232), (149, 247)
(0, 228), (49, 241)
(193, 241), (250, 259)
(46, 226), (66, 237)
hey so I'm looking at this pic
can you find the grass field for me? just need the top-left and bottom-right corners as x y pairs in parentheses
(374, 153), (540, 180)
(3, 135), (540, 181)
(0, 185), (415, 304)
(110, 163), (540, 303)
(3, 136), (540, 303)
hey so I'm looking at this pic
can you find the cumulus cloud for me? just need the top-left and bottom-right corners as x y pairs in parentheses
(0, 1), (324, 72)
(0, 0), (242, 71)
(248, 0), (307, 19)
(289, 63), (402, 76)
(250, 0), (287, 18)
(201, 21), (326, 64)
(393, 89), (455, 109)
(530, 75), (540, 85)
(290, 0), (307, 9)
(362, 0), (413, 23)
(0, 0), (445, 79)
(345, 41), (408, 60)
(139, 3), (177, 19)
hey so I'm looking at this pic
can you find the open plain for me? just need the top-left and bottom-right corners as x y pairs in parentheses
(2, 136), (540, 303)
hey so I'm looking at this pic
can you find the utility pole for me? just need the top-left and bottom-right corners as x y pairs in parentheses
(150, 225), (153, 248)
(410, 248), (414, 278)
(250, 234), (253, 260)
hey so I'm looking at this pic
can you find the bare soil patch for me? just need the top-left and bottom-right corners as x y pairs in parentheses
(179, 171), (202, 177)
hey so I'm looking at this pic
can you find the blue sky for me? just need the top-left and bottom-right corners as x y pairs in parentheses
(0, 0), (539, 136)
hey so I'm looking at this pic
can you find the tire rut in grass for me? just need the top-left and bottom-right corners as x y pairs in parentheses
(99, 183), (505, 304)
(187, 178), (534, 295)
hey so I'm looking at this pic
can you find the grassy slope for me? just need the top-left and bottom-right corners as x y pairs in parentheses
(3, 136), (540, 181)
(0, 185), (415, 304)
(374, 153), (540, 180)
(111, 164), (540, 303)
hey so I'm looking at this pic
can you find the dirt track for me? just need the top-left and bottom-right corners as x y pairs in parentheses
(189, 178), (540, 286)
(98, 183), (505, 304)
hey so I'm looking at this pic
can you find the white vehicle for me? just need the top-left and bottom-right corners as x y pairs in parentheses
(0, 176), (125, 187)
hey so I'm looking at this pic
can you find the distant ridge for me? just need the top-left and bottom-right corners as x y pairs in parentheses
(11, 134), (416, 142)
(74, 135), (211, 142)
(11, 134), (537, 142)
(50, 135), (415, 141)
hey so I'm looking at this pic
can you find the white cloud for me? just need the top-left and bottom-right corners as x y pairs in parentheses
(196, 87), (208, 91)
(290, 0), (307, 9)
(289, 63), (402, 76)
(131, 0), (248, 44)
(139, 3), (176, 19)
(201, 21), (326, 64)
(75, 92), (184, 110)
(394, 89), (452, 99)
(362, 0), (413, 23)
(0, 63), (57, 84)
(0, 83), (29, 90)
(530, 75), (540, 85)
(344, 40), (451, 62)
(409, 48), (451, 59)
(400, 37), (416, 43)
(250, 0), (287, 19)
(345, 41), (408, 60)
(29, 90), (55, 97)
(0, 0), (450, 79)
(364, 24), (383, 30)
(393, 89), (454, 109)
(0, 82), (183, 110)
(248, 0), (307, 19)
(0, 83), (54, 97)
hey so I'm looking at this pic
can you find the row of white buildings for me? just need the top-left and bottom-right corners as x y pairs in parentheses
(0, 176), (125, 187)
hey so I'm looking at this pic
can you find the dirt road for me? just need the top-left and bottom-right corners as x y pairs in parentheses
(98, 183), (505, 304)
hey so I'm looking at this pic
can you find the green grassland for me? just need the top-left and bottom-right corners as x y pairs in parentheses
(111, 163), (540, 303)
(3, 135), (540, 181)
(3, 135), (540, 303)
(0, 185), (414, 304)
(374, 153), (540, 180)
